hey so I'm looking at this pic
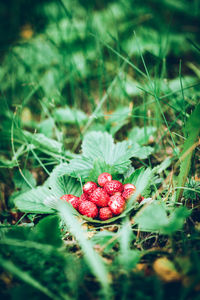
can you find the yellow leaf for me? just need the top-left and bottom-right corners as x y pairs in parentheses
(153, 257), (181, 282)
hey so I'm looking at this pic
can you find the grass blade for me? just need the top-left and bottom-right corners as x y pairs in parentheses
(57, 200), (110, 295)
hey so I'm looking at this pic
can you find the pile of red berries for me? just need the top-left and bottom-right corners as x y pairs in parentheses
(60, 172), (142, 221)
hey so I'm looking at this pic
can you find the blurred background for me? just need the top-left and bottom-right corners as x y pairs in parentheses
(1, 0), (200, 193)
(1, 1), (200, 299)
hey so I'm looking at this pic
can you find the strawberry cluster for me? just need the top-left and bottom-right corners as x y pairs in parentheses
(60, 172), (142, 221)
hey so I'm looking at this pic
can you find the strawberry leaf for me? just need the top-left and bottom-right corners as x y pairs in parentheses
(134, 203), (191, 234)
(81, 131), (153, 175)
(46, 132), (153, 184)
(67, 157), (93, 179)
(13, 186), (55, 214)
(86, 159), (116, 182)
(13, 170), (82, 213)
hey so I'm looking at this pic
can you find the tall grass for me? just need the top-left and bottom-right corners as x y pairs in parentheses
(0, 0), (200, 299)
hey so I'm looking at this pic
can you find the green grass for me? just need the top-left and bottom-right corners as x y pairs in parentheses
(0, 0), (200, 299)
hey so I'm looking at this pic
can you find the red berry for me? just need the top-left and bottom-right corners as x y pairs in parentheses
(98, 172), (112, 187)
(99, 207), (113, 220)
(108, 194), (125, 215)
(89, 187), (110, 207)
(83, 181), (97, 195)
(123, 183), (136, 191)
(60, 194), (79, 210)
(78, 201), (98, 218)
(104, 180), (124, 196)
(80, 193), (89, 202)
(122, 188), (136, 200)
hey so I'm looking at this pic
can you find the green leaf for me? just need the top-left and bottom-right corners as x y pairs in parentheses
(128, 126), (157, 145)
(112, 72), (141, 99)
(105, 106), (130, 136)
(37, 118), (54, 138)
(33, 215), (62, 247)
(13, 186), (55, 214)
(48, 173), (82, 198)
(116, 249), (140, 271)
(82, 131), (114, 162)
(67, 157), (93, 179)
(125, 167), (161, 198)
(23, 131), (63, 154)
(176, 104), (200, 201)
(135, 202), (168, 232)
(123, 143), (153, 160)
(124, 167), (146, 185)
(153, 157), (172, 174)
(91, 231), (117, 253)
(163, 206), (191, 234)
(0, 256), (59, 300)
(22, 131), (78, 159)
(13, 169), (36, 192)
(86, 159), (116, 182)
(13, 167), (82, 213)
(135, 202), (191, 234)
(0, 145), (26, 168)
(54, 106), (87, 124)
(81, 131), (153, 175)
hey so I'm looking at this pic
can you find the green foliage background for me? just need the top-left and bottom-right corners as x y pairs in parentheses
(0, 0), (200, 299)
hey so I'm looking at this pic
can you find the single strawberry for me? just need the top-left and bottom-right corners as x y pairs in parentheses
(99, 207), (113, 220)
(108, 194), (125, 215)
(123, 183), (136, 191)
(78, 200), (98, 218)
(104, 180), (124, 196)
(80, 193), (89, 202)
(83, 181), (97, 195)
(98, 172), (112, 187)
(60, 194), (79, 210)
(89, 187), (110, 207)
(122, 188), (136, 200)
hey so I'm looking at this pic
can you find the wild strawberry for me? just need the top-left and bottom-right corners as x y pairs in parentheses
(78, 201), (98, 218)
(98, 172), (112, 187)
(60, 194), (79, 210)
(104, 180), (124, 196)
(83, 181), (97, 195)
(99, 207), (113, 220)
(80, 193), (89, 202)
(108, 194), (125, 215)
(123, 183), (136, 191)
(122, 188), (136, 200)
(89, 187), (110, 207)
